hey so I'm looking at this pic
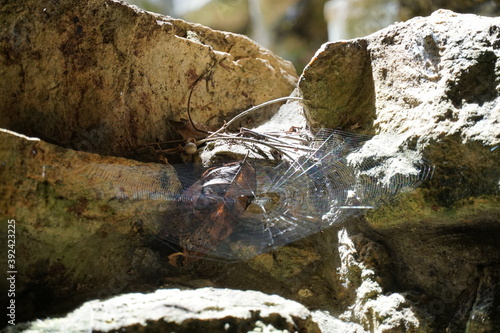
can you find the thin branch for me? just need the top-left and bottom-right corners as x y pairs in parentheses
(206, 96), (304, 139)
(187, 73), (211, 135)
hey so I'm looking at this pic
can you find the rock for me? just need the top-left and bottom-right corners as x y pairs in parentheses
(336, 230), (422, 332)
(11, 288), (320, 333)
(299, 9), (500, 331)
(2, 4), (500, 333)
(0, 128), (184, 322)
(0, 0), (297, 158)
(0, 0), (296, 324)
(311, 310), (367, 333)
(464, 265), (500, 332)
(301, 10), (500, 143)
(300, 9), (500, 206)
(164, 0), (329, 73)
(299, 39), (376, 132)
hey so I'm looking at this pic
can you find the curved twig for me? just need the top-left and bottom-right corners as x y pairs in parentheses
(206, 96), (304, 139)
(186, 73), (211, 135)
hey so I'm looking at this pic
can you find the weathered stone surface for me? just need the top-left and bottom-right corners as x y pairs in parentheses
(300, 10), (500, 206)
(299, 9), (500, 331)
(0, 0), (297, 325)
(301, 10), (500, 144)
(3, 5), (500, 333)
(12, 288), (320, 333)
(299, 39), (376, 132)
(311, 310), (366, 333)
(336, 229), (426, 332)
(0, 0), (297, 157)
(174, 0), (329, 73)
(0, 129), (182, 322)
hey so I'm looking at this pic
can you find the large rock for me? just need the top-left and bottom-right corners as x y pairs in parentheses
(0, 128), (183, 322)
(300, 10), (499, 202)
(299, 9), (500, 331)
(2, 5), (500, 333)
(301, 10), (500, 143)
(11, 288), (320, 333)
(0, 0), (295, 325)
(0, 0), (297, 157)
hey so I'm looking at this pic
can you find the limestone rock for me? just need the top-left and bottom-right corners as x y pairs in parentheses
(311, 310), (366, 333)
(299, 9), (500, 331)
(299, 39), (376, 132)
(301, 10), (500, 145)
(336, 230), (423, 332)
(0, 0), (297, 157)
(12, 288), (320, 333)
(0, 129), (182, 322)
(3, 5), (500, 333)
(300, 9), (499, 207)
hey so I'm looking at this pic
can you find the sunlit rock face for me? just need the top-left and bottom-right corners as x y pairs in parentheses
(300, 9), (500, 331)
(301, 10), (499, 141)
(13, 288), (321, 333)
(0, 0), (297, 158)
(2, 3), (500, 332)
(301, 9), (500, 203)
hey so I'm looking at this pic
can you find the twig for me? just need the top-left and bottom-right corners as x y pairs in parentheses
(187, 72), (211, 135)
(206, 96), (304, 139)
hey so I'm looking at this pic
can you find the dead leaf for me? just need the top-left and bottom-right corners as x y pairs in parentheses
(175, 159), (256, 263)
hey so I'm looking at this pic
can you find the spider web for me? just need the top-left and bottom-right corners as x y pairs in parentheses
(78, 129), (433, 262)
(171, 129), (433, 261)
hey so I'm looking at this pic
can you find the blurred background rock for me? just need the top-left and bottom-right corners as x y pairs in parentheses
(126, 0), (500, 72)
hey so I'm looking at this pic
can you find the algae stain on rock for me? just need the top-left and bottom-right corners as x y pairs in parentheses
(365, 188), (500, 230)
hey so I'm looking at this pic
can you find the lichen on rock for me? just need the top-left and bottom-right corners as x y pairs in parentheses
(0, 128), (182, 322)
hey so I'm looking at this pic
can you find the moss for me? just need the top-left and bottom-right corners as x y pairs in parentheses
(33, 181), (76, 227)
(366, 189), (500, 229)
(424, 136), (500, 207)
(248, 243), (320, 280)
(299, 40), (376, 132)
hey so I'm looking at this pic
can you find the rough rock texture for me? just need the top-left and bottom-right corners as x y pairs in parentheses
(3, 6), (500, 333)
(299, 39), (376, 132)
(11, 288), (320, 333)
(335, 229), (423, 332)
(0, 0), (297, 158)
(301, 10), (500, 143)
(0, 129), (183, 322)
(177, 0), (329, 73)
(299, 9), (500, 331)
